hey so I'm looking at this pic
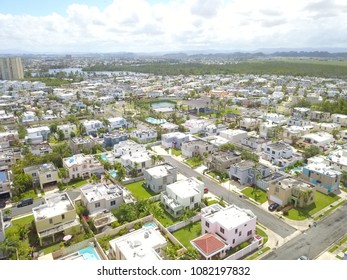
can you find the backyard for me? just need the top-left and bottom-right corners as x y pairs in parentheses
(285, 192), (340, 220)
(124, 180), (157, 200)
(150, 201), (179, 227)
(185, 156), (204, 168)
(172, 221), (202, 250)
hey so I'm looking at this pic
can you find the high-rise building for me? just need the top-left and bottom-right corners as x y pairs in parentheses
(0, 57), (24, 80)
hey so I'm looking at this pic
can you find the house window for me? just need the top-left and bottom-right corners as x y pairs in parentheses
(247, 230), (252, 236)
(205, 221), (210, 228)
(49, 218), (53, 224)
(220, 227), (225, 234)
(110, 201), (116, 206)
(239, 231), (242, 236)
(235, 228), (238, 234)
(95, 202), (101, 208)
(32, 172), (37, 177)
(61, 214), (65, 220)
(46, 174), (52, 179)
(190, 197), (194, 203)
(232, 239), (235, 244)
(244, 224), (247, 227)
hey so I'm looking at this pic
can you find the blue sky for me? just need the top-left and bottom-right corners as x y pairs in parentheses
(0, 0), (346, 53)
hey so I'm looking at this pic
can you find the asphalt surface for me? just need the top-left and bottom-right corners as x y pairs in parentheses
(262, 205), (347, 260)
(163, 155), (297, 239)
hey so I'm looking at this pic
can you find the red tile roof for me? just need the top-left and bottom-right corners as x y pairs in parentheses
(192, 233), (225, 256)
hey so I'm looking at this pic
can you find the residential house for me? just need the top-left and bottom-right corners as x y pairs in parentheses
(340, 130), (347, 140)
(219, 129), (248, 143)
(332, 114), (347, 127)
(183, 119), (211, 134)
(109, 227), (167, 260)
(300, 132), (335, 150)
(239, 118), (261, 131)
(0, 111), (16, 128)
(25, 126), (50, 144)
(0, 166), (12, 198)
(301, 162), (341, 193)
(193, 204), (256, 259)
(80, 183), (124, 215)
(261, 113), (287, 125)
(262, 142), (300, 167)
(181, 140), (214, 158)
(69, 137), (96, 154)
(130, 129), (157, 143)
(161, 177), (204, 218)
(309, 111), (331, 122)
(0, 147), (21, 167)
(259, 122), (279, 138)
(83, 120), (103, 136)
(108, 117), (127, 130)
(161, 132), (189, 149)
(313, 123), (341, 134)
(203, 135), (230, 147)
(144, 164), (177, 193)
(30, 143), (53, 156)
(240, 136), (271, 152)
(160, 122), (179, 133)
(32, 192), (81, 246)
(256, 171), (288, 191)
(288, 117), (311, 127)
(267, 178), (315, 208)
(308, 150), (347, 173)
(282, 126), (313, 144)
(57, 124), (77, 139)
(120, 151), (153, 175)
(24, 163), (59, 190)
(0, 131), (18, 148)
(22, 111), (38, 123)
(292, 107), (311, 118)
(113, 140), (146, 158)
(103, 132), (128, 148)
(229, 160), (255, 185)
(203, 123), (227, 136)
(206, 151), (242, 174)
(63, 154), (104, 181)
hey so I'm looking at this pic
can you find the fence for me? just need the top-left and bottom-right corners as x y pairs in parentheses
(225, 236), (263, 260)
(122, 175), (144, 185)
(167, 214), (201, 233)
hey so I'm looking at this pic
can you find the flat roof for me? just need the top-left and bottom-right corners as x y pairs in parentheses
(109, 227), (167, 260)
(145, 164), (175, 178)
(167, 177), (204, 199)
(33, 193), (74, 220)
(80, 183), (123, 203)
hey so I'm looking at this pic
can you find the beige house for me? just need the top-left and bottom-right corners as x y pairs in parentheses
(24, 163), (59, 190)
(32, 192), (81, 246)
(268, 178), (315, 208)
(206, 151), (242, 174)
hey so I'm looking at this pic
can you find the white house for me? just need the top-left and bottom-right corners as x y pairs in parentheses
(144, 164), (177, 193)
(332, 114), (347, 127)
(161, 132), (190, 149)
(161, 177), (204, 217)
(301, 132), (335, 150)
(181, 140), (214, 158)
(109, 227), (167, 260)
(262, 113), (287, 125)
(259, 122), (278, 138)
(108, 117), (127, 130)
(262, 142), (296, 167)
(57, 124), (77, 139)
(219, 129), (248, 143)
(130, 129), (157, 143)
(313, 123), (341, 133)
(183, 119), (211, 134)
(22, 111), (38, 123)
(239, 118), (261, 131)
(120, 151), (153, 174)
(83, 120), (103, 135)
(25, 126), (50, 144)
(80, 183), (124, 215)
(200, 204), (257, 250)
(241, 136), (271, 152)
(113, 140), (146, 158)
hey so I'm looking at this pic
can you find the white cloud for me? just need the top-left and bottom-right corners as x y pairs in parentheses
(0, 0), (347, 52)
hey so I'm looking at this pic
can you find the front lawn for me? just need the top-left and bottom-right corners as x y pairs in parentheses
(11, 214), (34, 227)
(124, 180), (157, 200)
(65, 179), (88, 189)
(172, 222), (202, 250)
(185, 157), (203, 168)
(171, 149), (182, 156)
(256, 226), (268, 244)
(241, 187), (268, 204)
(285, 192), (340, 220)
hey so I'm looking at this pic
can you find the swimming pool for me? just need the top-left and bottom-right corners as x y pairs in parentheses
(291, 167), (303, 174)
(109, 170), (117, 177)
(101, 155), (108, 162)
(145, 117), (167, 125)
(78, 246), (100, 260)
(143, 221), (158, 230)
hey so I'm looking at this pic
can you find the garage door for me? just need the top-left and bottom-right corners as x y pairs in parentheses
(269, 195), (282, 205)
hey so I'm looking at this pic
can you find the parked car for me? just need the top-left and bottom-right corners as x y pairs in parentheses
(204, 187), (209, 193)
(17, 198), (34, 208)
(268, 203), (279, 212)
(298, 255), (309, 260)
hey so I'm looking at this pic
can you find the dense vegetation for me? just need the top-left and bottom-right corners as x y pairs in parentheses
(83, 59), (347, 78)
(294, 97), (347, 115)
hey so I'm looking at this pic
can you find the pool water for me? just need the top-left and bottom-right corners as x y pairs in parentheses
(110, 170), (117, 177)
(145, 117), (166, 124)
(143, 221), (158, 230)
(78, 246), (100, 260)
(101, 155), (108, 162)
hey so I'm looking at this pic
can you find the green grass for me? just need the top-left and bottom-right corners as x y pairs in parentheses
(314, 200), (347, 221)
(328, 245), (339, 253)
(185, 157), (203, 168)
(11, 214), (34, 227)
(245, 247), (271, 260)
(124, 180), (157, 200)
(66, 179), (88, 189)
(171, 149), (182, 156)
(241, 187), (268, 204)
(207, 199), (219, 206)
(151, 202), (178, 227)
(172, 222), (202, 250)
(207, 171), (229, 182)
(256, 226), (268, 245)
(286, 192), (340, 221)
(40, 243), (63, 255)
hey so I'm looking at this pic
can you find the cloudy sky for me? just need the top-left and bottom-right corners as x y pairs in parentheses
(1, 0), (347, 53)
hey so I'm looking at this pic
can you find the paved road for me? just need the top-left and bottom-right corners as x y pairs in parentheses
(163, 155), (297, 239)
(262, 205), (347, 260)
